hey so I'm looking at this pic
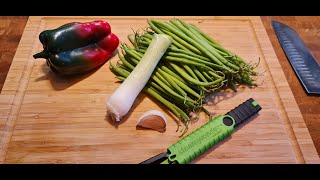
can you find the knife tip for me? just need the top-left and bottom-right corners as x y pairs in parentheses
(271, 20), (278, 26)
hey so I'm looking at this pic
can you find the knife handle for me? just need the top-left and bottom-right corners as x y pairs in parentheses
(164, 98), (262, 164)
(165, 115), (235, 164)
(226, 98), (262, 128)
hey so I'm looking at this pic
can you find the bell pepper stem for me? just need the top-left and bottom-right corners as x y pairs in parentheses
(33, 50), (49, 59)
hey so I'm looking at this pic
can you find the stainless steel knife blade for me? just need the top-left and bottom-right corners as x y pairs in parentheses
(272, 20), (320, 95)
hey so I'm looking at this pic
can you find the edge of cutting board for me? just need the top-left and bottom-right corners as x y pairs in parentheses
(0, 16), (319, 163)
(249, 17), (319, 163)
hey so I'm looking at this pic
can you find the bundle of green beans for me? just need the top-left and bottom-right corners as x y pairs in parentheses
(110, 19), (258, 133)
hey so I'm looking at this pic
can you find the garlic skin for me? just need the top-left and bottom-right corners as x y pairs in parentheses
(136, 110), (167, 133)
(106, 34), (172, 122)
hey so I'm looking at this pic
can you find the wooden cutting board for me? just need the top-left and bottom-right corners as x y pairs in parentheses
(0, 16), (319, 164)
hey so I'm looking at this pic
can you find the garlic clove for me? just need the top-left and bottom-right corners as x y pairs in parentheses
(136, 110), (167, 133)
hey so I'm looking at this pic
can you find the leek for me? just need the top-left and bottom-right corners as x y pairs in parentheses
(106, 34), (172, 122)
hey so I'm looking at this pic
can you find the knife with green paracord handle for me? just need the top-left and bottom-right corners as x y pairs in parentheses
(140, 98), (262, 164)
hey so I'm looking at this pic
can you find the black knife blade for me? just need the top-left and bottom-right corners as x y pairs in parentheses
(272, 20), (320, 95)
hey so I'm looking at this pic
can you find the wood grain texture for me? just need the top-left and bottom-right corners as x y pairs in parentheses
(0, 16), (319, 164)
(0, 16), (28, 91)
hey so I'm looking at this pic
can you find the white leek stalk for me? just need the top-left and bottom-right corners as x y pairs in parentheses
(106, 34), (172, 122)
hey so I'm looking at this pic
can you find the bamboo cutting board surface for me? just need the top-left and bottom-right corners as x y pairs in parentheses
(0, 16), (319, 164)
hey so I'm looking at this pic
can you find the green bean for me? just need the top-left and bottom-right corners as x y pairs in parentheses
(192, 66), (208, 83)
(183, 64), (199, 81)
(183, 21), (242, 68)
(131, 49), (144, 57)
(127, 34), (137, 48)
(163, 62), (204, 92)
(186, 26), (229, 57)
(208, 71), (224, 80)
(136, 41), (150, 47)
(142, 33), (154, 40)
(117, 63), (131, 72)
(126, 56), (139, 65)
(149, 79), (189, 108)
(157, 25), (202, 55)
(158, 68), (187, 97)
(167, 47), (210, 61)
(138, 41), (211, 62)
(159, 63), (187, 84)
(123, 48), (143, 59)
(188, 23), (246, 62)
(154, 71), (174, 89)
(110, 62), (130, 77)
(169, 62), (223, 86)
(164, 71), (202, 99)
(117, 76), (125, 81)
(146, 85), (190, 122)
(173, 20), (239, 70)
(152, 20), (226, 67)
(188, 23), (220, 48)
(162, 55), (214, 71)
(140, 36), (151, 43)
(147, 20), (189, 51)
(118, 54), (135, 70)
(202, 71), (214, 81)
(164, 52), (227, 71)
(152, 75), (195, 105)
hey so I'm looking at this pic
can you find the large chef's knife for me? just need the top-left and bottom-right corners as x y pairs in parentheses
(272, 20), (320, 95)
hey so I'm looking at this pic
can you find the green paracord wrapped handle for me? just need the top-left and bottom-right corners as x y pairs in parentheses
(162, 115), (234, 164)
(161, 98), (261, 164)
